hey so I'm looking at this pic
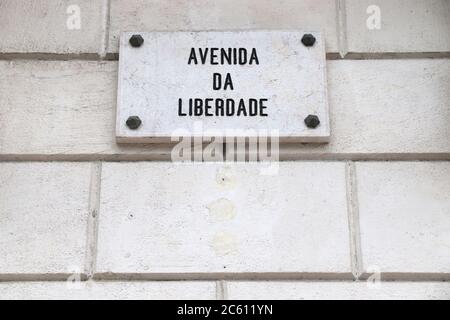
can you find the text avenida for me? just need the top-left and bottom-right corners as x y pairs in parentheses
(178, 47), (269, 117)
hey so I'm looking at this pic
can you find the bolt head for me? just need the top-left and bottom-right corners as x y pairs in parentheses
(126, 116), (142, 130)
(304, 114), (320, 129)
(129, 34), (144, 47)
(301, 34), (316, 47)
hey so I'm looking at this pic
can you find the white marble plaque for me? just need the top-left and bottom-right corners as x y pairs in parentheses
(116, 31), (330, 143)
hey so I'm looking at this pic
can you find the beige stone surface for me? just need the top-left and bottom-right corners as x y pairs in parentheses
(0, 60), (172, 160)
(346, 0), (450, 54)
(96, 162), (351, 276)
(0, 0), (104, 54)
(1, 59), (449, 159)
(227, 281), (450, 300)
(0, 281), (216, 300)
(233, 58), (450, 159)
(0, 162), (91, 276)
(108, 0), (339, 53)
(357, 162), (450, 277)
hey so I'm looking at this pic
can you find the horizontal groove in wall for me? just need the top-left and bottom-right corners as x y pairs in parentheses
(93, 272), (355, 281)
(0, 279), (449, 285)
(1, 52), (449, 61)
(0, 273), (88, 282)
(2, 273), (447, 282)
(0, 53), (102, 61)
(343, 52), (450, 60)
(1, 153), (450, 162)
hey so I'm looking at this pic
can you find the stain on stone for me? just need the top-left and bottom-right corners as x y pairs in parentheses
(207, 198), (236, 222)
(211, 232), (237, 256)
(216, 165), (236, 189)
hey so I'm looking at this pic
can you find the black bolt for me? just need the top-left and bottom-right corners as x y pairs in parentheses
(126, 116), (142, 130)
(304, 115), (320, 129)
(129, 34), (144, 47)
(301, 34), (316, 47)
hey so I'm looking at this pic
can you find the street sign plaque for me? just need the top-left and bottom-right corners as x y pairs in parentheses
(116, 31), (329, 143)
